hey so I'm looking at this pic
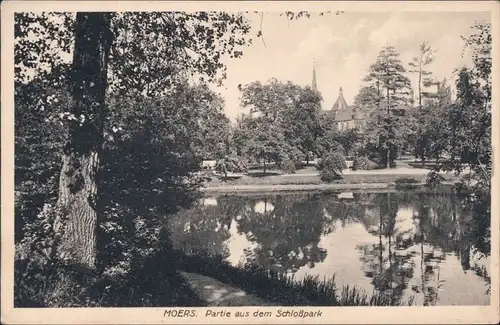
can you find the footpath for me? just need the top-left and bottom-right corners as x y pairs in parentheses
(181, 272), (275, 306)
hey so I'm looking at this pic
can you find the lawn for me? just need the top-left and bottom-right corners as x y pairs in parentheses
(203, 164), (459, 190)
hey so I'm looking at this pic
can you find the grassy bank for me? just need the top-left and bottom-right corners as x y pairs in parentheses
(16, 241), (414, 307)
(203, 170), (459, 192)
(14, 249), (204, 307)
(174, 250), (414, 306)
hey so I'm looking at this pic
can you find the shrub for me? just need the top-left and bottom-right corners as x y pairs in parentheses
(15, 203), (202, 307)
(215, 155), (248, 180)
(280, 157), (296, 174)
(318, 152), (347, 182)
(14, 203), (98, 307)
(426, 170), (445, 189)
(352, 156), (377, 171)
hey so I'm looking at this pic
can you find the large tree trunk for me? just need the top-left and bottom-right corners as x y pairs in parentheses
(55, 13), (112, 271)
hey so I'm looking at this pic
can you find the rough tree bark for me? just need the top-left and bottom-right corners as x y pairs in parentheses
(55, 13), (112, 271)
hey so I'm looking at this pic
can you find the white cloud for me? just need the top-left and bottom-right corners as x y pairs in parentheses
(340, 52), (372, 100)
(294, 24), (341, 60)
(294, 18), (370, 61)
(368, 15), (430, 47)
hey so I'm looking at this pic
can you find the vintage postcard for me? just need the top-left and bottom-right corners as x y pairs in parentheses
(1, 0), (499, 324)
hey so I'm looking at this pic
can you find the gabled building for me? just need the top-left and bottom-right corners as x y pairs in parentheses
(325, 87), (367, 132)
(312, 62), (366, 132)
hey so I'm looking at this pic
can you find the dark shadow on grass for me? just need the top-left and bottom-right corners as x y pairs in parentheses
(14, 244), (206, 307)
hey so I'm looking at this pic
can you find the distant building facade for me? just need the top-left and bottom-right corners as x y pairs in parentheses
(312, 63), (366, 132)
(325, 87), (367, 132)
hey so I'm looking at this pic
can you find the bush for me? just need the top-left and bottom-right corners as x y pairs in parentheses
(318, 152), (347, 182)
(14, 203), (99, 307)
(15, 203), (202, 307)
(426, 170), (445, 189)
(215, 155), (248, 180)
(352, 156), (377, 171)
(280, 157), (296, 174)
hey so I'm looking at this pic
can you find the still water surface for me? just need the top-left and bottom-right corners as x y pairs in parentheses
(168, 189), (490, 306)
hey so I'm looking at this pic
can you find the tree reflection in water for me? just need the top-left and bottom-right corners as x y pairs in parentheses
(167, 188), (490, 305)
(235, 194), (329, 273)
(356, 192), (416, 306)
(356, 190), (490, 306)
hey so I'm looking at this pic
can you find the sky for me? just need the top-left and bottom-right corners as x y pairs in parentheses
(18, 11), (490, 122)
(212, 11), (490, 121)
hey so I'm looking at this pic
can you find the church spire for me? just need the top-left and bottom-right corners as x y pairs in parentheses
(312, 59), (318, 91)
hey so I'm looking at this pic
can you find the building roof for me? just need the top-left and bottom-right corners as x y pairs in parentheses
(331, 87), (348, 111)
(320, 87), (368, 122)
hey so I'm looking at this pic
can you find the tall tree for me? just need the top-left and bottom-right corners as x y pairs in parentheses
(54, 13), (112, 269)
(412, 78), (452, 163)
(281, 86), (323, 163)
(364, 46), (412, 114)
(362, 46), (412, 168)
(408, 41), (437, 109)
(237, 79), (323, 165)
(233, 116), (286, 174)
(15, 11), (253, 270)
(437, 21), (491, 179)
(408, 41), (438, 163)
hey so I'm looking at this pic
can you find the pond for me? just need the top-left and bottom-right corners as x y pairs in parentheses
(168, 189), (491, 306)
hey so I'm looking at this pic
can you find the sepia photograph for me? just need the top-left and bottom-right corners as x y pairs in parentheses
(1, 1), (499, 324)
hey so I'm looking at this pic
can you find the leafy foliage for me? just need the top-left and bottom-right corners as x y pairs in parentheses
(15, 7), (253, 279)
(234, 117), (287, 172)
(14, 74), (69, 242)
(424, 22), (491, 185)
(313, 120), (345, 159)
(99, 89), (209, 271)
(14, 11), (492, 308)
(352, 156), (377, 171)
(363, 115), (405, 168)
(357, 45), (413, 168)
(280, 157), (297, 174)
(15, 12), (253, 88)
(411, 79), (452, 162)
(215, 155), (249, 180)
(318, 152), (347, 182)
(235, 79), (323, 169)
